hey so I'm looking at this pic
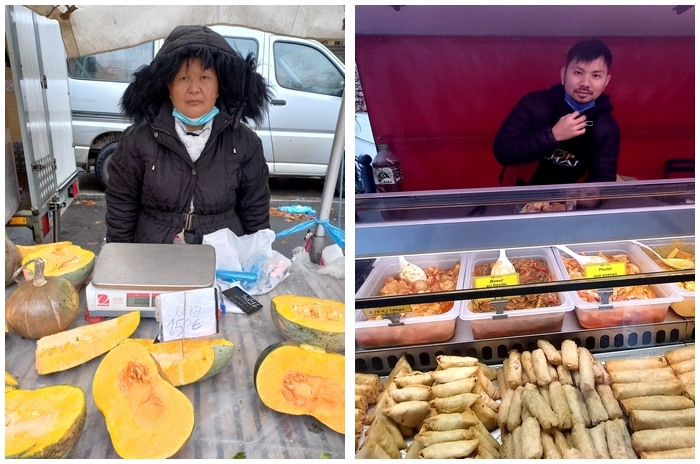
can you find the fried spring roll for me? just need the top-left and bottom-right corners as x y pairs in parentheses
(609, 366), (676, 384)
(436, 354), (479, 369)
(629, 407), (696, 431)
(562, 447), (583, 459)
(355, 372), (380, 387)
(612, 378), (684, 401)
(383, 400), (430, 428)
(500, 431), (514, 459)
(604, 355), (667, 373)
(478, 362), (498, 380)
(512, 425), (524, 459)
(521, 351), (538, 384)
(604, 418), (631, 459)
(570, 369), (581, 389)
(589, 422), (611, 459)
(521, 400), (534, 421)
(506, 350), (523, 389)
(571, 423), (597, 459)
(429, 377), (476, 399)
(591, 353), (610, 385)
(620, 394), (695, 414)
(365, 412), (407, 449)
(670, 357), (695, 375)
(422, 410), (480, 431)
(507, 386), (524, 432)
(355, 383), (379, 403)
(684, 383), (694, 401)
(631, 426), (695, 454)
(476, 367), (498, 399)
(664, 344), (695, 365)
(547, 380), (572, 431)
(561, 340), (579, 370)
(390, 384), (432, 403)
(562, 383), (586, 427)
(473, 414), (502, 451)
(429, 392), (480, 414)
(479, 390), (499, 412)
(418, 439), (479, 459)
(497, 388), (514, 431)
(355, 408), (364, 435)
(573, 386), (592, 427)
(548, 364), (558, 383)
(533, 348), (553, 386)
(478, 443), (499, 459)
(541, 430), (562, 459)
(677, 370), (695, 386)
(363, 423), (403, 459)
(355, 439), (392, 459)
(537, 339), (562, 365)
(431, 365), (479, 384)
(577, 347), (596, 393)
(595, 384), (624, 419)
(497, 362), (507, 392)
(521, 417), (544, 459)
(394, 371), (434, 388)
(473, 426), (500, 458)
(539, 386), (551, 407)
(403, 439), (425, 459)
(613, 418), (636, 459)
(414, 428), (474, 447)
(471, 395), (498, 431)
(522, 383), (559, 431)
(556, 363), (573, 386)
(640, 447), (695, 459)
(581, 388), (609, 425)
(552, 429), (569, 457)
(355, 394), (368, 412)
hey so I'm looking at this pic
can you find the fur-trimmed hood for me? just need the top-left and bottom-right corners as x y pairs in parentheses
(120, 25), (271, 126)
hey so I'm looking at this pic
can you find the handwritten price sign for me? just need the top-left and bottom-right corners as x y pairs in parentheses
(156, 288), (218, 342)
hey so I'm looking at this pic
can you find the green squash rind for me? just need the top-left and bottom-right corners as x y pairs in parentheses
(198, 342), (235, 383)
(270, 300), (345, 353)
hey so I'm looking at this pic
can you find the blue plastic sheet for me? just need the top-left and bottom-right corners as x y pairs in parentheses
(275, 219), (345, 248)
(278, 205), (317, 215)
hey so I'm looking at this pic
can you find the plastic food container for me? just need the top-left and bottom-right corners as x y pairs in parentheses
(552, 242), (683, 329)
(355, 253), (467, 349)
(634, 237), (695, 318)
(459, 247), (574, 339)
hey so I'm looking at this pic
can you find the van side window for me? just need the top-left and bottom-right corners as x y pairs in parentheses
(67, 42), (153, 82)
(223, 37), (258, 59)
(273, 42), (344, 97)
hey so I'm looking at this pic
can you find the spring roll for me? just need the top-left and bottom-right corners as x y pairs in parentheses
(521, 351), (538, 384)
(620, 394), (695, 415)
(403, 439), (425, 459)
(577, 347), (596, 393)
(537, 339), (562, 365)
(497, 388), (514, 431)
(476, 367), (498, 399)
(355, 383), (379, 403)
(595, 384), (623, 420)
(541, 430), (562, 459)
(521, 400), (534, 421)
(591, 353), (610, 385)
(561, 340), (579, 370)
(506, 350), (523, 389)
(664, 344), (695, 365)
(414, 428), (474, 447)
(422, 410), (480, 431)
(573, 386), (592, 427)
(604, 355), (668, 373)
(522, 383), (559, 431)
(562, 383), (586, 427)
(677, 370), (695, 386)
(640, 447), (695, 459)
(478, 443), (499, 459)
(581, 388), (609, 425)
(532, 348), (553, 386)
(479, 362), (498, 380)
(539, 385), (551, 407)
(555, 363), (573, 386)
(562, 447), (583, 459)
(519, 417), (543, 459)
(473, 427), (500, 458)
(604, 418), (631, 459)
(552, 429), (569, 457)
(355, 439), (392, 459)
(500, 431), (514, 459)
(521, 369), (530, 386)
(471, 395), (499, 431)
(512, 425), (524, 459)
(570, 423), (597, 459)
(589, 422), (611, 459)
(390, 384), (432, 403)
(629, 407), (695, 431)
(429, 377), (476, 399)
(436, 354), (479, 369)
(479, 390), (500, 412)
(548, 364), (558, 383)
(507, 386), (524, 432)
(383, 400), (430, 428)
(612, 378), (684, 401)
(670, 357), (695, 375)
(355, 408), (364, 435)
(547, 380), (572, 431)
(363, 423), (403, 459)
(431, 365), (479, 384)
(683, 383), (694, 401)
(631, 426), (695, 455)
(472, 414), (501, 451)
(355, 394), (368, 412)
(609, 366), (676, 384)
(418, 439), (479, 459)
(394, 371), (434, 388)
(355, 372), (380, 387)
(429, 392), (480, 414)
(365, 412), (407, 449)
(570, 369), (581, 389)
(614, 418), (636, 458)
(497, 362), (507, 392)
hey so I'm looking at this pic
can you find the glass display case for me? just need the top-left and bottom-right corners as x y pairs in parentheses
(355, 179), (695, 375)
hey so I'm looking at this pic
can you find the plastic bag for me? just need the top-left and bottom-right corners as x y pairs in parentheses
(203, 229), (291, 298)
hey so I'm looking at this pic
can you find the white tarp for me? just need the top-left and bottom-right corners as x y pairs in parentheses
(27, 5), (345, 58)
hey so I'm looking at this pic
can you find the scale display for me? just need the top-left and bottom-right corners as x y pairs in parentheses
(87, 284), (164, 317)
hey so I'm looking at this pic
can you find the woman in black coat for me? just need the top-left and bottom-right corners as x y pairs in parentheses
(105, 25), (272, 244)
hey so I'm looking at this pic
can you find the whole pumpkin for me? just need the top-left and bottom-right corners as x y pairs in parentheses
(5, 238), (23, 286)
(5, 258), (80, 339)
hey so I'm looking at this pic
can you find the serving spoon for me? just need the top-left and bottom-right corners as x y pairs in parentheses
(554, 245), (608, 268)
(491, 249), (516, 276)
(629, 240), (695, 270)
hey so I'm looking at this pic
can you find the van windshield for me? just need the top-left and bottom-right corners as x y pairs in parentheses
(67, 42), (153, 82)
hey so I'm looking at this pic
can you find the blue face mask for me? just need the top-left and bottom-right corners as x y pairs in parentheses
(564, 92), (595, 113)
(172, 106), (220, 126)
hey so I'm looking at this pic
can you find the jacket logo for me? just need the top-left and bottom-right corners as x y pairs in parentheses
(545, 149), (579, 168)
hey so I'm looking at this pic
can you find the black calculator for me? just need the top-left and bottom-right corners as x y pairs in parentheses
(222, 286), (263, 315)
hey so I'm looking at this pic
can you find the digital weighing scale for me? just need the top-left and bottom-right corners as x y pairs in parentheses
(86, 243), (217, 318)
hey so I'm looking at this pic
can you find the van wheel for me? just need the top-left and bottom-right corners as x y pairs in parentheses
(95, 142), (118, 189)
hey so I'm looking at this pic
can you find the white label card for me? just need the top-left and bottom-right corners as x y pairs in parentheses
(155, 288), (218, 341)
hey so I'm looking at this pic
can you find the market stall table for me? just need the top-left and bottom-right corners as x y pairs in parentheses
(4, 260), (345, 459)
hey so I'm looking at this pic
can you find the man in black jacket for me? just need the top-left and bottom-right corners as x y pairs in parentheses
(493, 39), (620, 186)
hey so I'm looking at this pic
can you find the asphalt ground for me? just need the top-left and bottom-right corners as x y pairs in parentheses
(6, 172), (346, 260)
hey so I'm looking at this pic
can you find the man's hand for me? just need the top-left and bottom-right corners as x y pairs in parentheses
(552, 111), (587, 142)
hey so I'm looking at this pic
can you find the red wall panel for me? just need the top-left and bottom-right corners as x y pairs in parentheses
(356, 36), (694, 190)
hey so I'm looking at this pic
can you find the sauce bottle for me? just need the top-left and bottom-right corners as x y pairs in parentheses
(372, 144), (403, 192)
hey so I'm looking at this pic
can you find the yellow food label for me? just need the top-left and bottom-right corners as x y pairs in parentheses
(362, 305), (412, 318)
(474, 274), (520, 288)
(584, 262), (626, 278)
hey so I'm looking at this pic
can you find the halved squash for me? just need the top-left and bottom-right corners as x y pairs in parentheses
(20, 242), (95, 288)
(5, 238), (23, 286)
(5, 385), (86, 458)
(254, 342), (345, 434)
(271, 295), (344, 353)
(93, 342), (194, 458)
(120, 338), (234, 386)
(35, 311), (140, 375)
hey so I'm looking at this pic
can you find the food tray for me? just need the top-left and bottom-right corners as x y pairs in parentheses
(552, 241), (683, 329)
(634, 237), (695, 318)
(459, 247), (574, 339)
(355, 253), (467, 349)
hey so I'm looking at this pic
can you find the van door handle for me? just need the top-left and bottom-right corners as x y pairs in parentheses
(271, 99), (286, 106)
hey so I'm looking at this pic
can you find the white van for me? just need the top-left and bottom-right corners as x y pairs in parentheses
(67, 25), (345, 188)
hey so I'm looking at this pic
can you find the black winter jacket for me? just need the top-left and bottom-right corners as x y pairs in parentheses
(493, 84), (620, 185)
(105, 101), (270, 244)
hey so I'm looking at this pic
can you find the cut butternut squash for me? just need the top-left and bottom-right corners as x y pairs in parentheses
(120, 338), (234, 386)
(271, 295), (345, 353)
(5, 385), (86, 458)
(93, 342), (194, 458)
(254, 342), (345, 434)
(35, 311), (140, 375)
